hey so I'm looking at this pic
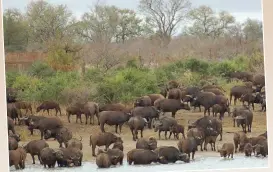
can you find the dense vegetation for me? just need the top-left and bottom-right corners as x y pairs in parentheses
(6, 52), (264, 105)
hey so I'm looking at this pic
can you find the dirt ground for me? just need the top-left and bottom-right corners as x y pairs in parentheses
(14, 103), (267, 164)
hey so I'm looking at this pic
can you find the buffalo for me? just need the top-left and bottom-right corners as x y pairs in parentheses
(9, 147), (27, 170)
(127, 116), (148, 141)
(244, 143), (253, 157)
(169, 124), (185, 139)
(98, 148), (124, 165)
(177, 137), (197, 160)
(188, 116), (223, 141)
(253, 139), (268, 157)
(89, 132), (123, 157)
(240, 92), (263, 110)
(147, 94), (165, 105)
(134, 96), (152, 107)
(98, 103), (127, 112)
(167, 88), (183, 100)
(66, 105), (84, 124)
(7, 103), (21, 124)
(112, 141), (124, 151)
(232, 108), (253, 133)
(212, 104), (230, 119)
(201, 88), (225, 96)
(9, 134), (21, 150)
(36, 101), (62, 116)
(218, 143), (235, 159)
(67, 136), (83, 150)
(154, 99), (190, 118)
(44, 127), (73, 148)
(230, 86), (254, 105)
(189, 92), (228, 116)
(252, 74), (265, 87)
(7, 116), (16, 134)
(40, 147), (57, 168)
(29, 117), (63, 140)
(153, 116), (178, 140)
(127, 149), (165, 165)
(154, 146), (190, 163)
(55, 147), (83, 167)
(83, 101), (100, 125)
(131, 106), (161, 129)
(18, 115), (46, 135)
(136, 137), (157, 150)
(96, 151), (118, 168)
(14, 101), (32, 115)
(23, 140), (49, 164)
(98, 111), (131, 133)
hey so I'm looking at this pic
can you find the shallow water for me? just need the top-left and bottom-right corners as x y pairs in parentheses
(10, 155), (268, 172)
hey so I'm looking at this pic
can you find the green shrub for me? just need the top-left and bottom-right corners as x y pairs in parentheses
(5, 71), (20, 88)
(96, 68), (159, 103)
(184, 58), (210, 75)
(28, 60), (55, 78)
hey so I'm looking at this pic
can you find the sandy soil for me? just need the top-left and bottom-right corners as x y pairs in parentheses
(14, 104), (267, 164)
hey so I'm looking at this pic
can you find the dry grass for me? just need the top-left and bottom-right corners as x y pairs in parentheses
(14, 103), (267, 164)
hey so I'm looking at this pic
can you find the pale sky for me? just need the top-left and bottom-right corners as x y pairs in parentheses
(2, 0), (263, 23)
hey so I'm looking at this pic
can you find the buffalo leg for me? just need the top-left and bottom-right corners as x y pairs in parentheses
(168, 132), (172, 139)
(80, 114), (83, 123)
(204, 108), (207, 116)
(59, 142), (62, 148)
(115, 125), (118, 133)
(14, 164), (20, 170)
(119, 125), (122, 133)
(47, 109), (50, 116)
(92, 144), (96, 157)
(252, 103), (254, 111)
(204, 142), (207, 151)
(140, 129), (143, 138)
(32, 155), (36, 164)
(76, 115), (78, 123)
(100, 123), (105, 132)
(85, 114), (88, 125)
(199, 105), (201, 112)
(208, 108), (211, 116)
(134, 130), (138, 140)
(171, 112), (176, 118)
(165, 131), (168, 140)
(130, 128), (135, 141)
(67, 113), (71, 123)
(192, 151), (195, 160)
(158, 131), (161, 140)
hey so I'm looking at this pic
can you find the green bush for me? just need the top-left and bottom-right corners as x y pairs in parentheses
(96, 67), (159, 103)
(184, 58), (210, 75)
(5, 71), (20, 88)
(28, 60), (55, 78)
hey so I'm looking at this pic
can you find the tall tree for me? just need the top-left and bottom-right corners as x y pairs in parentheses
(3, 8), (29, 52)
(185, 5), (235, 39)
(26, 0), (76, 51)
(115, 9), (143, 43)
(242, 18), (263, 42)
(139, 0), (191, 46)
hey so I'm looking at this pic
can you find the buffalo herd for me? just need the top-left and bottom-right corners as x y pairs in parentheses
(7, 71), (268, 170)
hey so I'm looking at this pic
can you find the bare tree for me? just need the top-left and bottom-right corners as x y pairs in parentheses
(139, 0), (191, 47)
